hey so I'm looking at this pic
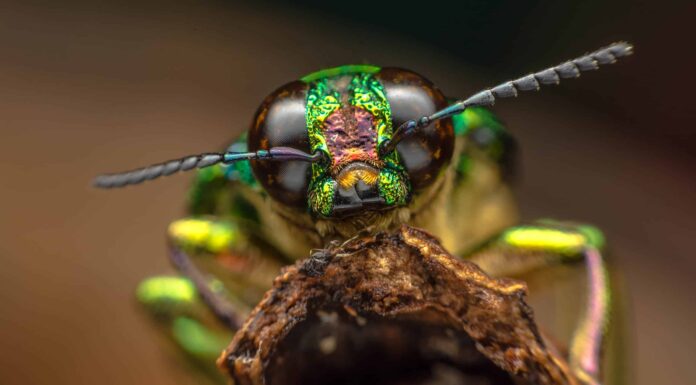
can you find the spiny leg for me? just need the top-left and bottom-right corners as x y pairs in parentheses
(466, 220), (609, 385)
(137, 216), (285, 381)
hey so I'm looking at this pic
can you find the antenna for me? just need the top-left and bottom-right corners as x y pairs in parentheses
(379, 41), (634, 155)
(93, 147), (323, 188)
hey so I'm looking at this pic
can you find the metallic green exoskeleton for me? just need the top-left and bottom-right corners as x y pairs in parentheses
(96, 42), (634, 385)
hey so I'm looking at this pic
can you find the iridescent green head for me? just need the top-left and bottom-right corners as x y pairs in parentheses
(247, 65), (454, 218)
(94, 42), (634, 219)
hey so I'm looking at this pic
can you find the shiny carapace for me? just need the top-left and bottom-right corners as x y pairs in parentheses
(248, 65), (453, 217)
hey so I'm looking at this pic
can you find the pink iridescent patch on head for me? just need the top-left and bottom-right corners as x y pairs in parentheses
(323, 106), (380, 171)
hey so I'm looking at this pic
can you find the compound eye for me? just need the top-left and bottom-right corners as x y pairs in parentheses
(248, 81), (311, 208)
(377, 68), (454, 190)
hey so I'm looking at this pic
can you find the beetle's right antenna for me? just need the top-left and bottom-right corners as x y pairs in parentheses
(379, 41), (634, 155)
(93, 147), (323, 188)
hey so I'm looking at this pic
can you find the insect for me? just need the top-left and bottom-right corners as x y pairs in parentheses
(95, 42), (633, 384)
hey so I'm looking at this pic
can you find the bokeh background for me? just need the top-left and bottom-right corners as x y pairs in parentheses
(0, 0), (693, 384)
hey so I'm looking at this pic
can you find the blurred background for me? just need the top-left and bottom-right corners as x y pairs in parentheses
(0, 0), (693, 384)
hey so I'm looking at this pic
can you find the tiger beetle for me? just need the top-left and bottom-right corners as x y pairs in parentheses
(95, 42), (633, 384)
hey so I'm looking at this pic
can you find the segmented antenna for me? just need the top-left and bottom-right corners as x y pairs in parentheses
(94, 147), (322, 188)
(379, 41), (634, 155)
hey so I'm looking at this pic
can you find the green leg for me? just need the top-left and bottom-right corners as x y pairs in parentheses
(466, 220), (609, 385)
(164, 217), (285, 328)
(137, 217), (285, 381)
(136, 275), (231, 383)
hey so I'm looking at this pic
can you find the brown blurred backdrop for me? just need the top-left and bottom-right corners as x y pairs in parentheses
(0, 1), (693, 384)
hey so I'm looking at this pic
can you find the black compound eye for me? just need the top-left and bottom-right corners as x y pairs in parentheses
(377, 68), (454, 190)
(248, 81), (311, 208)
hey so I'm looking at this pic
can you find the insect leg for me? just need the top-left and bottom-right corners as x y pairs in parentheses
(136, 275), (232, 381)
(466, 220), (609, 385)
(167, 240), (247, 330)
(137, 216), (285, 381)
(165, 217), (285, 330)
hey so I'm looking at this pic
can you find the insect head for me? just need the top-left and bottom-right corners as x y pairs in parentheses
(94, 42), (633, 219)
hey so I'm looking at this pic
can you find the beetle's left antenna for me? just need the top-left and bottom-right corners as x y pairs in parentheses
(93, 147), (322, 188)
(379, 41), (633, 155)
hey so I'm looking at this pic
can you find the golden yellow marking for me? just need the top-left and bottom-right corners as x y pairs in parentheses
(137, 276), (196, 304)
(337, 168), (379, 189)
(503, 228), (585, 254)
(208, 230), (234, 253)
(168, 219), (235, 253)
(169, 219), (211, 244)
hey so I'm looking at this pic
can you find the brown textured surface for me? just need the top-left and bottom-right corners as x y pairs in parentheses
(221, 226), (577, 385)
